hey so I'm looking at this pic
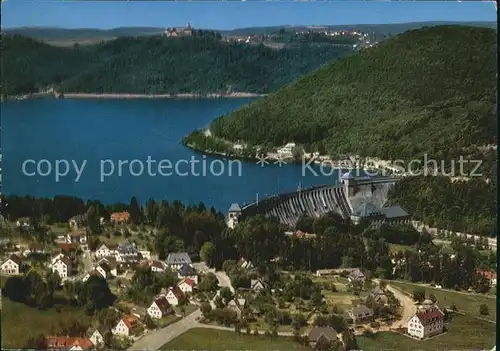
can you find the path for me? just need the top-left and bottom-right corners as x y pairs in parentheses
(194, 323), (294, 336)
(215, 270), (235, 293)
(128, 309), (202, 351)
(373, 279), (416, 329)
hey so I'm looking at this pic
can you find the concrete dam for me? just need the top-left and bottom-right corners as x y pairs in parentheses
(227, 170), (411, 229)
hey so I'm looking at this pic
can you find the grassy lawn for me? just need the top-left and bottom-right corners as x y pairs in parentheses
(388, 243), (415, 254)
(390, 281), (496, 321)
(162, 328), (309, 351)
(357, 314), (495, 350)
(2, 299), (92, 349)
(158, 315), (181, 327)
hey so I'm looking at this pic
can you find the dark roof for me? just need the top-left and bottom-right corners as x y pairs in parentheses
(351, 305), (374, 317)
(228, 203), (242, 212)
(379, 205), (410, 219)
(6, 254), (21, 265)
(153, 296), (172, 313)
(166, 252), (192, 265)
(178, 263), (196, 276)
(352, 202), (382, 217)
(308, 327), (338, 342)
(341, 169), (372, 181)
(348, 269), (365, 280)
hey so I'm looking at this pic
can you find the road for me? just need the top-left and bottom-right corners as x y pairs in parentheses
(215, 270), (235, 293)
(128, 309), (202, 351)
(385, 283), (416, 329)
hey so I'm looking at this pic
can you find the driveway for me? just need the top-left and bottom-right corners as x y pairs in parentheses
(385, 284), (416, 328)
(128, 309), (202, 351)
(214, 271), (234, 293)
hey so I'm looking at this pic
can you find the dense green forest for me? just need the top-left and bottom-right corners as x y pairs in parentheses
(210, 26), (497, 164)
(389, 176), (497, 237)
(1, 31), (353, 96)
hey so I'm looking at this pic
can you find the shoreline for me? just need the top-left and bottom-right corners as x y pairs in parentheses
(3, 92), (268, 101)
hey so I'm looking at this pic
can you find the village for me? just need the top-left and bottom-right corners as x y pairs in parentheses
(1, 205), (496, 351)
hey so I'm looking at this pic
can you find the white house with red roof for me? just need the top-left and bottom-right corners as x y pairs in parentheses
(177, 278), (196, 293)
(147, 295), (172, 319)
(407, 302), (444, 339)
(143, 259), (166, 273)
(112, 315), (138, 337)
(164, 286), (185, 306)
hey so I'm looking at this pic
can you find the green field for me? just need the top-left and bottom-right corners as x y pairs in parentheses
(357, 314), (496, 350)
(1, 298), (92, 349)
(162, 328), (309, 351)
(390, 280), (496, 321)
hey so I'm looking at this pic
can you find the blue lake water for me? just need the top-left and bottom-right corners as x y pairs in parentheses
(2, 98), (339, 212)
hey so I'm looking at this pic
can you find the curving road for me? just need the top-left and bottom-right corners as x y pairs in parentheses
(386, 284), (416, 328)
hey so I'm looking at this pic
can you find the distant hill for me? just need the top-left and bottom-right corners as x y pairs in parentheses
(210, 26), (497, 167)
(3, 21), (496, 45)
(1, 32), (353, 96)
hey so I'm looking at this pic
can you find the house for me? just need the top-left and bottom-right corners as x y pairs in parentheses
(29, 243), (48, 254)
(348, 269), (365, 283)
(95, 260), (117, 278)
(66, 231), (87, 245)
(227, 203), (242, 229)
(308, 327), (338, 348)
(250, 279), (266, 292)
(368, 286), (388, 305)
(57, 243), (78, 254)
(143, 259), (165, 273)
(227, 298), (247, 316)
(147, 296), (172, 319)
(177, 263), (198, 283)
(86, 327), (109, 347)
(46, 336), (94, 350)
(95, 243), (118, 258)
(477, 270), (497, 287)
(69, 214), (87, 229)
(344, 305), (374, 324)
(51, 252), (65, 266)
(177, 278), (196, 293)
(52, 255), (72, 280)
(112, 315), (138, 337)
(407, 303), (445, 339)
(164, 286), (185, 306)
(237, 257), (253, 269)
(115, 242), (140, 262)
(1, 254), (21, 274)
(110, 212), (130, 224)
(82, 269), (105, 282)
(166, 252), (192, 270)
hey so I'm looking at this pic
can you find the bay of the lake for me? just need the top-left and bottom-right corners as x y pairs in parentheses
(1, 98), (340, 212)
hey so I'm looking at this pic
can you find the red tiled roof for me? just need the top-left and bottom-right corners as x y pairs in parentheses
(168, 286), (185, 299)
(46, 336), (94, 350)
(179, 278), (195, 287)
(153, 296), (172, 313)
(150, 260), (165, 269)
(111, 212), (130, 222)
(415, 307), (444, 325)
(58, 243), (78, 252)
(121, 315), (138, 329)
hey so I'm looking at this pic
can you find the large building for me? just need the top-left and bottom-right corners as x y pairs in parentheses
(407, 301), (445, 339)
(228, 169), (410, 228)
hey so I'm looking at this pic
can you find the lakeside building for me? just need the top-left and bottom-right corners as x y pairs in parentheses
(228, 170), (410, 228)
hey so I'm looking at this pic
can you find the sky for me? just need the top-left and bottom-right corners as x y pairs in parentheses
(1, 1), (497, 30)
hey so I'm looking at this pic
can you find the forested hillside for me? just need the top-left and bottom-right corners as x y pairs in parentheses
(210, 26), (497, 162)
(1, 31), (353, 96)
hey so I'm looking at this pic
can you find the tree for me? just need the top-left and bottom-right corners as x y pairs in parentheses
(77, 276), (116, 313)
(86, 205), (100, 233)
(429, 293), (437, 303)
(200, 302), (212, 318)
(220, 287), (234, 304)
(412, 287), (425, 303)
(200, 242), (216, 267)
(198, 273), (219, 292)
(379, 279), (388, 290)
(343, 329), (359, 351)
(24, 333), (48, 349)
(129, 196), (142, 224)
(479, 304), (489, 315)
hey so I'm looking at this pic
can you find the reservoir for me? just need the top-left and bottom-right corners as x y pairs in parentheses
(1, 98), (339, 212)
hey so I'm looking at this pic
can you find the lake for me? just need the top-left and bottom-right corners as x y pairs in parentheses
(1, 98), (339, 212)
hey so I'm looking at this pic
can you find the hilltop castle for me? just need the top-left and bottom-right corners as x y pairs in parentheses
(164, 23), (193, 38)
